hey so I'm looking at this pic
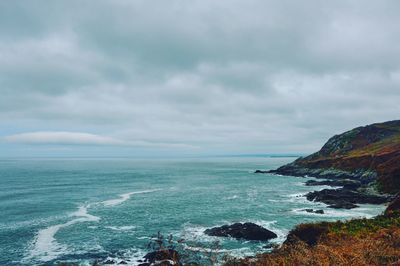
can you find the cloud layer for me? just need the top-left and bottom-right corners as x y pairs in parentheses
(1, 1), (400, 156)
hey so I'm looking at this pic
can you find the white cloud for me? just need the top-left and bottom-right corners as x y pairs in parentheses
(3, 131), (197, 149)
(4, 132), (124, 145)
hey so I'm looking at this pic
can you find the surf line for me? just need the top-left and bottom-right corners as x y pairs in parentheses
(25, 189), (162, 262)
(25, 204), (100, 262)
(102, 189), (162, 207)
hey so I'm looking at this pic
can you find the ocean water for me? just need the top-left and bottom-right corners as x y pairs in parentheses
(0, 157), (386, 265)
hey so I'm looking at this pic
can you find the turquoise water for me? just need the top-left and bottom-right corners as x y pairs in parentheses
(0, 157), (385, 265)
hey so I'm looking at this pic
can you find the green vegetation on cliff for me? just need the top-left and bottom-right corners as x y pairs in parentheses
(236, 120), (400, 266)
(277, 120), (400, 193)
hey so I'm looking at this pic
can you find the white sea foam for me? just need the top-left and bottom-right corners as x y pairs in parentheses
(102, 189), (162, 207)
(25, 204), (100, 262)
(106, 225), (136, 231)
(180, 223), (217, 242)
(101, 248), (147, 266)
(291, 204), (386, 219)
(224, 195), (239, 200)
(284, 192), (310, 204)
(182, 243), (249, 254)
(248, 220), (288, 245)
(136, 236), (151, 240)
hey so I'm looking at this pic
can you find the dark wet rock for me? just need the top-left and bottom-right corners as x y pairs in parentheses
(268, 164), (370, 181)
(285, 223), (329, 246)
(304, 209), (324, 214)
(104, 259), (116, 264)
(254, 170), (269, 174)
(143, 249), (180, 266)
(328, 202), (359, 209)
(118, 261), (128, 265)
(138, 263), (150, 266)
(306, 189), (391, 209)
(204, 222), (277, 241)
(263, 243), (280, 249)
(269, 121), (400, 197)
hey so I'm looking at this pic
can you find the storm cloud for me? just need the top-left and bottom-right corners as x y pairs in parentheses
(1, 1), (400, 156)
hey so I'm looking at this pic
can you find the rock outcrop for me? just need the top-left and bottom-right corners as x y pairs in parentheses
(140, 249), (180, 266)
(284, 223), (329, 246)
(204, 222), (277, 241)
(306, 188), (391, 209)
(266, 120), (400, 207)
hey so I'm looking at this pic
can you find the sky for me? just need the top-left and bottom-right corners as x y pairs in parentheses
(1, 1), (400, 157)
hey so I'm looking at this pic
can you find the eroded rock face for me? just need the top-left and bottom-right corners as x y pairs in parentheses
(306, 189), (391, 209)
(204, 222), (277, 241)
(269, 120), (400, 194)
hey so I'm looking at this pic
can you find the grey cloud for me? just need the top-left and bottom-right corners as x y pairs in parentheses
(0, 1), (400, 156)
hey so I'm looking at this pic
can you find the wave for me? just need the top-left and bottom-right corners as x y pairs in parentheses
(291, 204), (386, 219)
(102, 189), (162, 207)
(99, 248), (147, 266)
(180, 220), (287, 246)
(248, 220), (288, 245)
(224, 195), (239, 200)
(24, 205), (100, 262)
(105, 225), (136, 231)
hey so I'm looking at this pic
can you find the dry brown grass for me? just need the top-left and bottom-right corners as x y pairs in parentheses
(226, 226), (400, 266)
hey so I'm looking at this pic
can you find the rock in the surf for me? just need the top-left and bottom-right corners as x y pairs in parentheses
(204, 222), (277, 241)
(142, 249), (180, 266)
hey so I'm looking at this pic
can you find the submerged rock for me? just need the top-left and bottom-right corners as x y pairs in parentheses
(254, 170), (269, 174)
(304, 209), (324, 214)
(204, 222), (277, 241)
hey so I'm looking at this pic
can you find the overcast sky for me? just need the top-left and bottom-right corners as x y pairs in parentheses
(1, 1), (400, 157)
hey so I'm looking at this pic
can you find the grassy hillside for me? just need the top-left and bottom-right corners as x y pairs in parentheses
(225, 212), (400, 266)
(278, 120), (400, 193)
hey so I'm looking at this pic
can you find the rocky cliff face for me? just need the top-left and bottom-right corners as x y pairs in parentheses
(271, 120), (400, 194)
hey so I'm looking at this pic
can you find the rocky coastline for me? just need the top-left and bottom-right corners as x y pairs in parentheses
(256, 120), (400, 209)
(71, 120), (400, 265)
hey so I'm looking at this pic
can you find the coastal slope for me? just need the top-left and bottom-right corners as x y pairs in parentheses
(227, 120), (400, 266)
(271, 120), (400, 193)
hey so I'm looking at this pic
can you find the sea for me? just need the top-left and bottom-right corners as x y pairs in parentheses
(0, 157), (386, 265)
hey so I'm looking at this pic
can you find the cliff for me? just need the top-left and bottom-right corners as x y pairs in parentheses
(227, 120), (400, 265)
(271, 120), (400, 194)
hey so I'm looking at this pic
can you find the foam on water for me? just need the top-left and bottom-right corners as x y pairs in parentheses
(323, 204), (386, 218)
(180, 223), (220, 243)
(224, 195), (239, 200)
(102, 189), (162, 207)
(106, 225), (136, 231)
(3, 158), (388, 266)
(24, 205), (100, 262)
(291, 203), (386, 219)
(101, 248), (147, 266)
(248, 220), (288, 245)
